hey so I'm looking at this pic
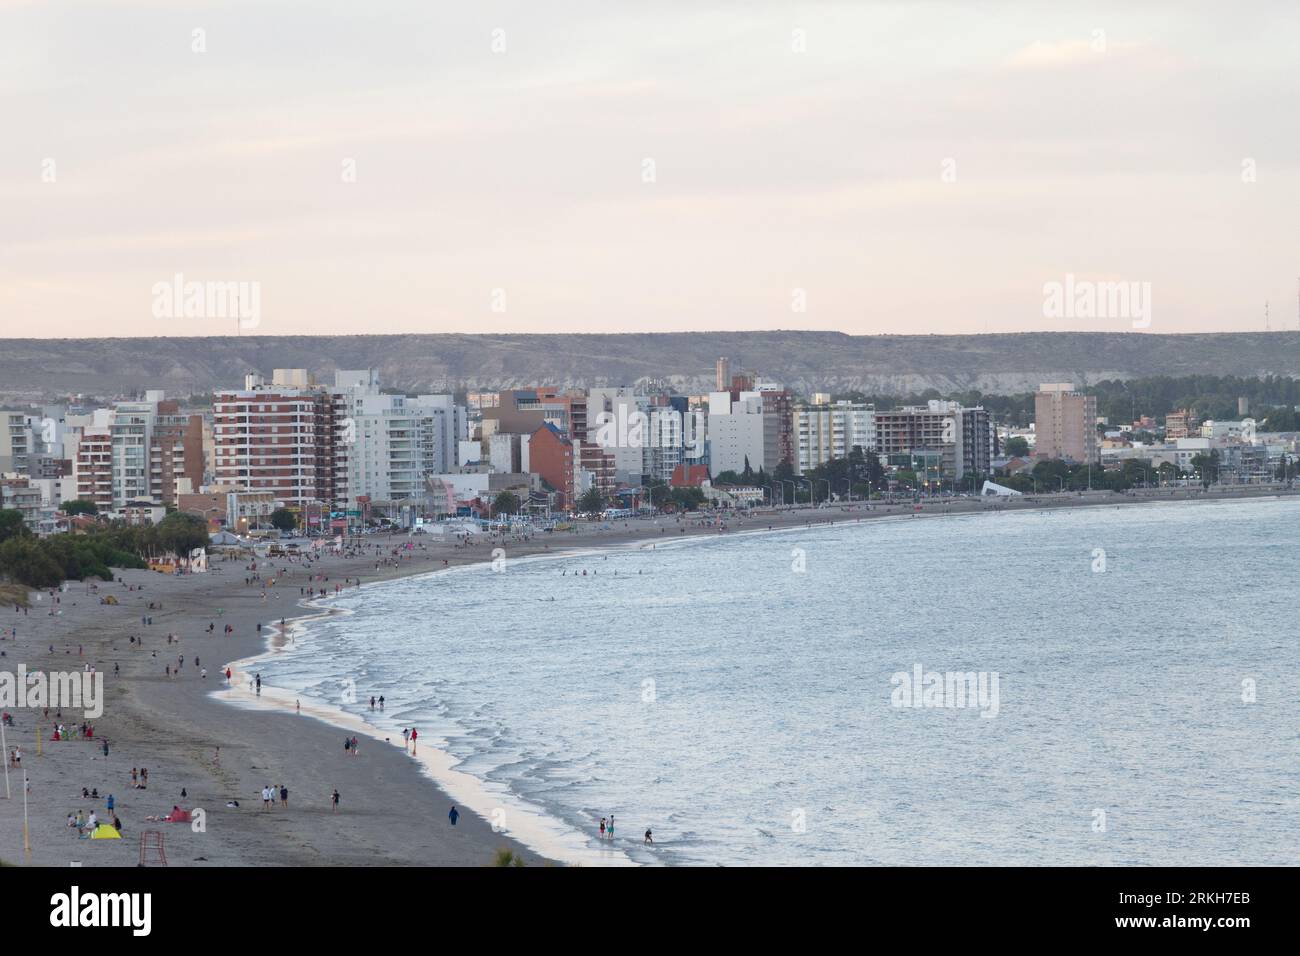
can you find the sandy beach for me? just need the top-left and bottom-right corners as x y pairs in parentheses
(1, 483), (1295, 867)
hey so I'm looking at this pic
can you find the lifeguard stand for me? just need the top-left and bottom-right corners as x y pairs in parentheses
(139, 830), (167, 866)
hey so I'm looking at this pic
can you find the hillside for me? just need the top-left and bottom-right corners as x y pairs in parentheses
(2, 331), (1299, 401)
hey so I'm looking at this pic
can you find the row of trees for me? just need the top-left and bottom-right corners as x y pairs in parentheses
(993, 453), (1247, 494)
(0, 510), (210, 589)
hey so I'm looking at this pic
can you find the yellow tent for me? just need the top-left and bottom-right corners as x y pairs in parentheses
(90, 824), (121, 839)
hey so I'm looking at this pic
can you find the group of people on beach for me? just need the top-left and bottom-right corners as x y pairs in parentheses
(598, 815), (655, 846)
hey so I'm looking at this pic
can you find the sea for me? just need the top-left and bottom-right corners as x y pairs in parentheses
(246, 497), (1300, 865)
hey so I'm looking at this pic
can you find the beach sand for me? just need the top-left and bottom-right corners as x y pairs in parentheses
(0, 484), (1293, 867)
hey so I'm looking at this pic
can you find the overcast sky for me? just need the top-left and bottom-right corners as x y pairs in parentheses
(2, 0), (1297, 338)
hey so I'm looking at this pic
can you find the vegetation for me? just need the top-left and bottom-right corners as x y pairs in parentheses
(0, 509), (208, 589)
(803, 445), (887, 499)
(576, 487), (606, 514)
(0, 583), (30, 607)
(996, 458), (1154, 494)
(62, 499), (99, 516)
(1004, 436), (1030, 457)
(492, 848), (527, 867)
(269, 508), (298, 532)
(491, 491), (521, 516)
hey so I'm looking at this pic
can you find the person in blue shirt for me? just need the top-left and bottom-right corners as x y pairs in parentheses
(448, 806), (459, 825)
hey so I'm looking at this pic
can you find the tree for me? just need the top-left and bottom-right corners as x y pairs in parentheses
(1190, 450), (1220, 488)
(63, 499), (99, 517)
(646, 480), (671, 508)
(668, 487), (706, 511)
(492, 491), (520, 516)
(576, 487), (605, 514)
(1005, 436), (1030, 457)
(155, 511), (209, 557)
(0, 509), (26, 544)
(269, 508), (298, 533)
(0, 536), (62, 588)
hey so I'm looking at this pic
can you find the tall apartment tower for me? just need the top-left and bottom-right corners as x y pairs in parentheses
(212, 377), (338, 512)
(715, 357), (731, 392)
(1034, 384), (1099, 464)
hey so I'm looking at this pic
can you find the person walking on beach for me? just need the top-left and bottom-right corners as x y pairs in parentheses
(331, 788), (340, 813)
(644, 828), (653, 845)
(410, 728), (418, 754)
(607, 815), (614, 840)
(448, 805), (459, 826)
(280, 784), (288, 808)
(255, 674), (262, 695)
(599, 817), (606, 840)
(262, 785), (272, 809)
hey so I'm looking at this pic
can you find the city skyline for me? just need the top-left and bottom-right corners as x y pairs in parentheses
(5, 1), (1299, 338)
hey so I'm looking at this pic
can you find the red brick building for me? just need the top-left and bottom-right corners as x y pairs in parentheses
(528, 422), (575, 508)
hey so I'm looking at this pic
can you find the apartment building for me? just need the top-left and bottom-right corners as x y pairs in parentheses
(707, 390), (766, 476)
(874, 400), (990, 481)
(1, 479), (44, 528)
(528, 422), (576, 508)
(1164, 408), (1196, 440)
(67, 394), (203, 509)
(332, 370), (465, 509)
(587, 386), (649, 484)
(0, 409), (58, 476)
(212, 373), (338, 511)
(1034, 384), (1099, 464)
(795, 398), (876, 475)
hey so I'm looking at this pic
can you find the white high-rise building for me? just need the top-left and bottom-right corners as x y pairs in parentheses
(587, 386), (649, 484)
(707, 391), (766, 476)
(333, 371), (466, 508)
(795, 400), (876, 475)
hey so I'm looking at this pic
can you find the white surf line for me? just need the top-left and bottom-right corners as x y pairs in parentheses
(212, 589), (636, 867)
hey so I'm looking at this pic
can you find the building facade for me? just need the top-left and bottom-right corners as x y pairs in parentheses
(1034, 384), (1099, 464)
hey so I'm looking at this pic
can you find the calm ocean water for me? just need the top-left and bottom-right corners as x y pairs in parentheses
(257, 498), (1299, 865)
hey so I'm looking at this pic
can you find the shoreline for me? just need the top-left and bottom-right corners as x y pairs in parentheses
(219, 562), (642, 867)
(2, 485), (1296, 867)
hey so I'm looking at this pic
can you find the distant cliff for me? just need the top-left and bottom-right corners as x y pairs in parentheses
(2, 331), (1299, 401)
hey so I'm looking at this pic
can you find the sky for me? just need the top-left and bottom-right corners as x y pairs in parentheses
(2, 0), (1298, 338)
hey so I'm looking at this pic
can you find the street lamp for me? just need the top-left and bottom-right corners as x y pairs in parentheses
(781, 480), (796, 508)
